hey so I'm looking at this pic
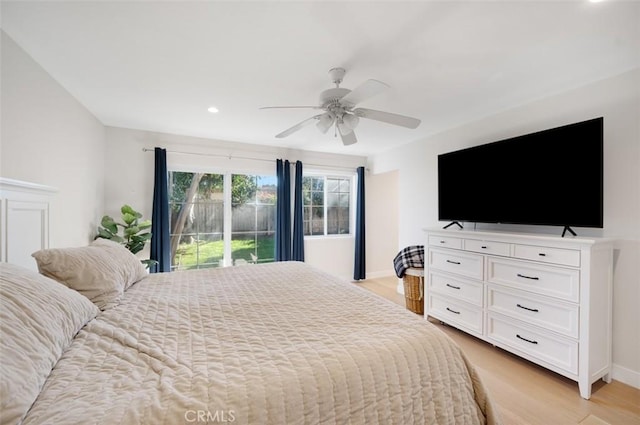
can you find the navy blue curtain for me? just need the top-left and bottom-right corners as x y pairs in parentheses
(275, 159), (291, 261)
(291, 161), (305, 261)
(150, 147), (171, 273)
(353, 166), (366, 280)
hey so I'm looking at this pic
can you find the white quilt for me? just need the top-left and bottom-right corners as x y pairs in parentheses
(21, 262), (499, 424)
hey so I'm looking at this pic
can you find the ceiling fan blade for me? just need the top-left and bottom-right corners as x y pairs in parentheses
(353, 108), (421, 129)
(338, 126), (358, 146)
(260, 106), (320, 110)
(339, 79), (389, 107)
(275, 114), (323, 138)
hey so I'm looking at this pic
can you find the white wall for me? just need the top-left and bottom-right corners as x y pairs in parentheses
(0, 31), (106, 249)
(103, 126), (366, 278)
(366, 170), (399, 278)
(368, 68), (640, 388)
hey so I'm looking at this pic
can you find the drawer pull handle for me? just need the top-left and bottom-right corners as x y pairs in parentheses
(517, 273), (539, 280)
(517, 303), (539, 313)
(516, 334), (538, 345)
(446, 307), (461, 315)
(440, 240), (446, 244)
(538, 253), (546, 257)
(481, 246), (488, 249)
(446, 283), (461, 290)
(446, 260), (461, 265)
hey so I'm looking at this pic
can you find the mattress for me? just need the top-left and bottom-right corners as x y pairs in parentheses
(20, 262), (499, 424)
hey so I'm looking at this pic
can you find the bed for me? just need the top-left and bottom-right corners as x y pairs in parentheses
(0, 182), (500, 425)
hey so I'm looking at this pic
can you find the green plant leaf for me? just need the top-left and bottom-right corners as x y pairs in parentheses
(98, 205), (151, 256)
(122, 213), (137, 225)
(138, 220), (152, 230)
(124, 226), (140, 237)
(128, 241), (145, 254)
(141, 259), (158, 269)
(121, 204), (143, 219)
(110, 235), (126, 243)
(100, 215), (118, 234)
(96, 228), (114, 239)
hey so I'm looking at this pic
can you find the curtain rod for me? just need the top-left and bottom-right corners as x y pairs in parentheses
(141, 147), (363, 172)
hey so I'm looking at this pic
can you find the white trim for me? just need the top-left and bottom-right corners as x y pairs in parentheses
(611, 363), (640, 389)
(0, 178), (56, 270)
(0, 177), (58, 195)
(223, 173), (232, 267)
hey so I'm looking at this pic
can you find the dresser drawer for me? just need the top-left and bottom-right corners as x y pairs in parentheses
(428, 235), (463, 250)
(513, 244), (580, 267)
(487, 257), (579, 302)
(487, 313), (578, 375)
(464, 239), (511, 256)
(428, 295), (483, 335)
(428, 248), (483, 280)
(487, 286), (579, 338)
(429, 272), (483, 306)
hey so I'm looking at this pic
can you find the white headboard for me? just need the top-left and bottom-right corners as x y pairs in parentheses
(0, 178), (57, 270)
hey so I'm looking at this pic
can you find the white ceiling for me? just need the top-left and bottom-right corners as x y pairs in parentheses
(2, 1), (639, 157)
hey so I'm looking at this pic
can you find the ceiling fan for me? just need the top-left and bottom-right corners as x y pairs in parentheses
(260, 67), (421, 146)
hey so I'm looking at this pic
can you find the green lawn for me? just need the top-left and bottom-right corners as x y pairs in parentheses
(174, 235), (275, 269)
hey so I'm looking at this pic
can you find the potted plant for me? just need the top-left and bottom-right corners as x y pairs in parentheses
(96, 204), (156, 267)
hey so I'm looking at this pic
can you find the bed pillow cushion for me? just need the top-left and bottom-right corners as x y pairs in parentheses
(0, 262), (98, 425)
(32, 239), (147, 310)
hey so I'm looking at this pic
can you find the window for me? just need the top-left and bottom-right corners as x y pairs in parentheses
(169, 172), (224, 271)
(302, 175), (352, 236)
(169, 171), (276, 270)
(231, 174), (276, 265)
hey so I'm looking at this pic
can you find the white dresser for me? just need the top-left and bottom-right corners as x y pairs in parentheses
(424, 228), (613, 399)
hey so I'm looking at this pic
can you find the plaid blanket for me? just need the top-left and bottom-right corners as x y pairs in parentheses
(393, 245), (425, 278)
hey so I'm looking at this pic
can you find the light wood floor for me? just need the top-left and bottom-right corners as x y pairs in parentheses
(356, 276), (640, 425)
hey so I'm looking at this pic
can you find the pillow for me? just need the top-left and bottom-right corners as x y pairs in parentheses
(0, 262), (98, 425)
(32, 238), (147, 310)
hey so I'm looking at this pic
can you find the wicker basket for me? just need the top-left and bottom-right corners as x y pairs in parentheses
(403, 268), (424, 315)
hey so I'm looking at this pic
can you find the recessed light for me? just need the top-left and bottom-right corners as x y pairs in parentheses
(207, 106), (219, 114)
(589, 0), (605, 3)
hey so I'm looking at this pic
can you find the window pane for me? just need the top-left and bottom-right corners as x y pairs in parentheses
(312, 178), (324, 191)
(338, 207), (350, 234)
(257, 176), (276, 206)
(312, 191), (324, 205)
(339, 193), (349, 207)
(301, 175), (352, 236)
(231, 174), (275, 265)
(312, 206), (324, 219)
(169, 172), (224, 271)
(327, 178), (339, 192)
(327, 193), (339, 208)
(312, 220), (324, 235)
(327, 208), (338, 235)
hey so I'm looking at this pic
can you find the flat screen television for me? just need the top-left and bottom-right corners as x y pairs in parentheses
(438, 117), (603, 234)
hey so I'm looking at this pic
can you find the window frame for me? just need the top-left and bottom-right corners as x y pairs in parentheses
(302, 171), (356, 239)
(168, 167), (277, 269)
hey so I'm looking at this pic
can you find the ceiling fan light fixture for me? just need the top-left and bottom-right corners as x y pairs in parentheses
(337, 120), (353, 135)
(316, 113), (334, 133)
(342, 113), (359, 130)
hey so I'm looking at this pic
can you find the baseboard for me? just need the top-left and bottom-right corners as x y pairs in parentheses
(366, 270), (396, 279)
(349, 270), (396, 283)
(611, 363), (640, 389)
